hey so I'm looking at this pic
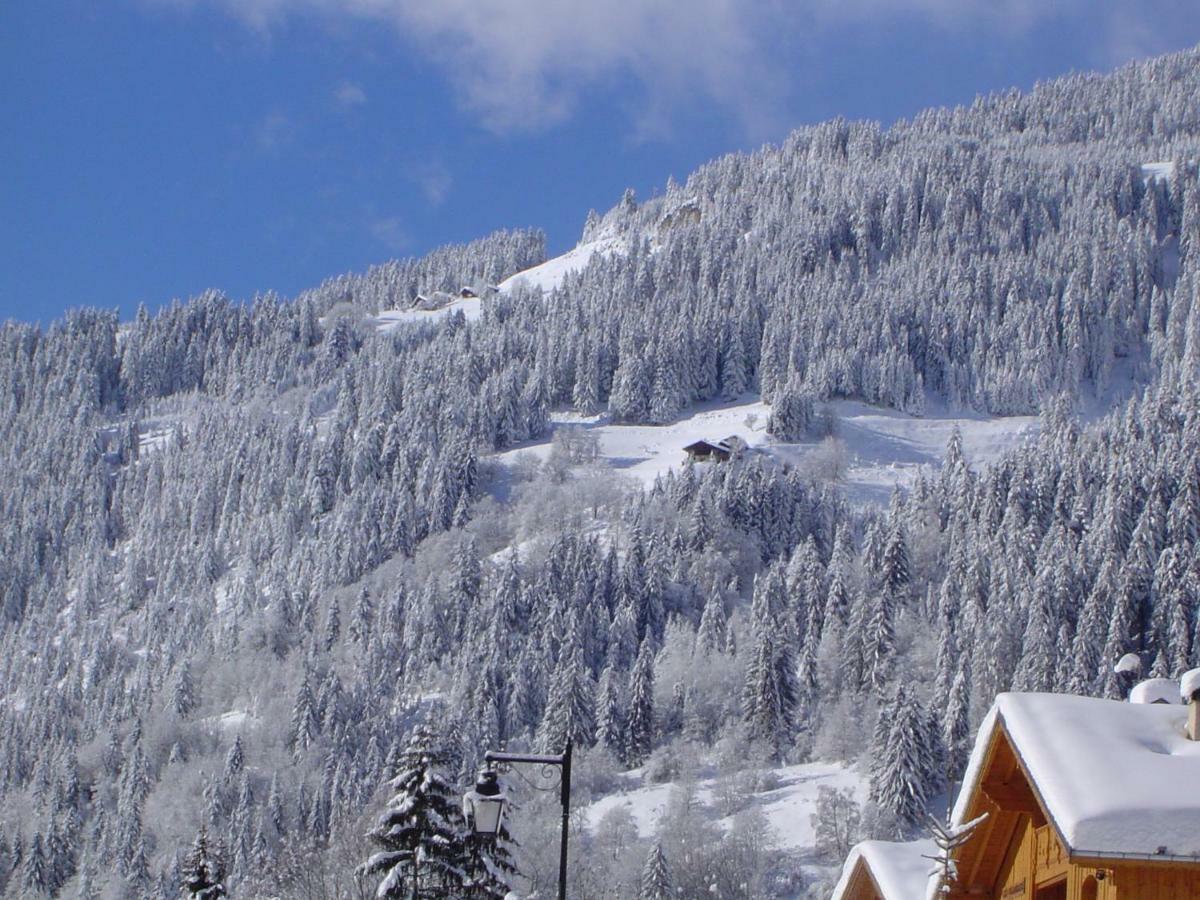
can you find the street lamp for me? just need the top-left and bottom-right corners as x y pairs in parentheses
(468, 740), (573, 900)
(463, 768), (507, 836)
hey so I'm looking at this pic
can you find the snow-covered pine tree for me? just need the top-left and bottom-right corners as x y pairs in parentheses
(595, 664), (626, 761)
(942, 666), (972, 785)
(638, 842), (674, 900)
(536, 629), (596, 752)
(362, 725), (467, 898)
(182, 826), (226, 899)
(742, 614), (799, 760)
(869, 684), (934, 837)
(625, 638), (656, 766)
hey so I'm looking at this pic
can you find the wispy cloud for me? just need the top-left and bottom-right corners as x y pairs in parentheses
(369, 216), (409, 253)
(1098, 0), (1184, 67)
(408, 161), (452, 207)
(334, 81), (367, 108)
(149, 1), (1183, 136)
(253, 111), (294, 153)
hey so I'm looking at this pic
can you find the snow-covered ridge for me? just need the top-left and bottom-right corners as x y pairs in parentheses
(498, 233), (627, 295)
(361, 227), (628, 329)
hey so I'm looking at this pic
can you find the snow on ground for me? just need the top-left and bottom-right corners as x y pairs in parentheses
(494, 396), (773, 488)
(795, 400), (1040, 506)
(360, 230), (626, 332)
(498, 233), (626, 295)
(725, 762), (869, 851)
(201, 709), (256, 734)
(367, 296), (484, 332)
(495, 395), (1040, 508)
(582, 761), (867, 853)
(138, 421), (178, 455)
(1142, 161), (1176, 181)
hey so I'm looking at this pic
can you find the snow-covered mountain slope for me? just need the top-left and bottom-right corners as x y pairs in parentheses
(1142, 160), (1177, 181)
(367, 296), (484, 330)
(496, 395), (1040, 505)
(498, 233), (627, 295)
(583, 761), (867, 853)
(358, 230), (625, 329)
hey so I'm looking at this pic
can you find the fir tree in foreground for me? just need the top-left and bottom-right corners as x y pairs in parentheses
(361, 725), (467, 898)
(461, 810), (520, 900)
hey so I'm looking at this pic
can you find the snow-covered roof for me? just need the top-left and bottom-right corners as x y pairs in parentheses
(951, 692), (1200, 868)
(831, 839), (935, 900)
(1130, 677), (1181, 705)
(1181, 667), (1200, 701)
(682, 438), (730, 453)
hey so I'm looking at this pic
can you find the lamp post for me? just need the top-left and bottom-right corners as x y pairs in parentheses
(463, 740), (573, 900)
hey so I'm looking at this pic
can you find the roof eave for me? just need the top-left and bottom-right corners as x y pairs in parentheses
(1071, 849), (1200, 868)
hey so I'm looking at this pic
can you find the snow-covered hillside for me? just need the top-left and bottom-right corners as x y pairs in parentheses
(367, 295), (484, 330)
(583, 761), (867, 854)
(361, 229), (627, 330)
(498, 232), (627, 295)
(497, 395), (1040, 505)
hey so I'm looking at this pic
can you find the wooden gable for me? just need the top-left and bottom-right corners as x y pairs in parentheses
(838, 856), (885, 900)
(946, 721), (1063, 900)
(944, 716), (1200, 900)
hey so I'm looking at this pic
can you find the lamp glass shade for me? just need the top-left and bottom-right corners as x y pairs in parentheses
(464, 770), (506, 835)
(469, 793), (505, 835)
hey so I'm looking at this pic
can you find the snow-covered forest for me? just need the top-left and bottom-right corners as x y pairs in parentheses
(0, 44), (1199, 899)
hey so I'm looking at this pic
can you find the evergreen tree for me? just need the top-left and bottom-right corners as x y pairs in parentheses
(869, 685), (934, 836)
(536, 632), (596, 752)
(864, 589), (898, 696)
(182, 827), (226, 899)
(638, 843), (674, 900)
(942, 667), (972, 785)
(171, 661), (197, 719)
(362, 725), (467, 898)
(23, 831), (48, 897)
(743, 612), (799, 760)
(595, 664), (626, 760)
(626, 639), (656, 766)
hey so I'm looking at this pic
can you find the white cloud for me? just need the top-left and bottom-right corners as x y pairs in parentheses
(254, 111), (294, 152)
(408, 161), (452, 207)
(150, 0), (1183, 135)
(369, 216), (409, 253)
(334, 81), (367, 107)
(1099, 0), (1184, 67)
(152, 0), (790, 134)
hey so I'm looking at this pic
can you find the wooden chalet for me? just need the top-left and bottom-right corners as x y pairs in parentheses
(682, 439), (732, 462)
(682, 435), (744, 463)
(834, 685), (1200, 900)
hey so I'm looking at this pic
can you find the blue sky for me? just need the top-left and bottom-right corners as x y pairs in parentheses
(3, 1), (1199, 324)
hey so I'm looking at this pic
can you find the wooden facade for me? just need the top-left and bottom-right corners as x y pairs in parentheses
(682, 439), (732, 462)
(837, 857), (886, 900)
(945, 723), (1200, 900)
